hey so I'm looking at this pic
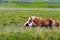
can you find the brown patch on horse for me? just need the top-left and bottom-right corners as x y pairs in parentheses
(33, 17), (55, 29)
(45, 18), (55, 28)
(41, 19), (49, 27)
(55, 21), (60, 27)
(33, 17), (43, 27)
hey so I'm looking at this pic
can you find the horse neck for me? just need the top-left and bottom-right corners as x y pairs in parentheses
(34, 17), (42, 25)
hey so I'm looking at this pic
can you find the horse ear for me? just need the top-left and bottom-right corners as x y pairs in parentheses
(28, 17), (32, 21)
(29, 16), (32, 19)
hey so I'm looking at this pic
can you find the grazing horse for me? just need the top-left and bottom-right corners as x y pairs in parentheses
(28, 16), (55, 29)
(23, 16), (55, 29)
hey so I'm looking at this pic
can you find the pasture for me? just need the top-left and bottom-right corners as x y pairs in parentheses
(0, 9), (60, 40)
(0, 2), (60, 8)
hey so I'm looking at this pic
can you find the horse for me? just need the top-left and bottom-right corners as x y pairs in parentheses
(27, 16), (55, 29)
(23, 16), (55, 29)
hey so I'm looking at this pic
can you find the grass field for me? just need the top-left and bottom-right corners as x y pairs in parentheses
(0, 9), (60, 40)
(0, 2), (60, 8)
(0, 28), (60, 40)
(0, 9), (60, 26)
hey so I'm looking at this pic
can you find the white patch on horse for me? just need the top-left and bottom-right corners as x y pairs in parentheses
(28, 22), (33, 27)
(28, 22), (34, 29)
(31, 16), (36, 21)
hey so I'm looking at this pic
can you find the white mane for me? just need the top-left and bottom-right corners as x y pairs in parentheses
(28, 16), (36, 21)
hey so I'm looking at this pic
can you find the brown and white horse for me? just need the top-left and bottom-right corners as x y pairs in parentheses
(23, 16), (55, 29)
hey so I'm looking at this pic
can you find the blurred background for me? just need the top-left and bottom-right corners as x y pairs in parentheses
(0, 0), (60, 8)
(0, 0), (60, 4)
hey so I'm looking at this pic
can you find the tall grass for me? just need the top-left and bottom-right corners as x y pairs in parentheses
(0, 27), (60, 40)
(0, 9), (60, 40)
(0, 10), (60, 26)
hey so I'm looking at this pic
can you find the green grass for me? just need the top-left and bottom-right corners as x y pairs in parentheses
(0, 9), (60, 40)
(0, 2), (60, 8)
(0, 9), (60, 26)
(0, 27), (60, 40)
